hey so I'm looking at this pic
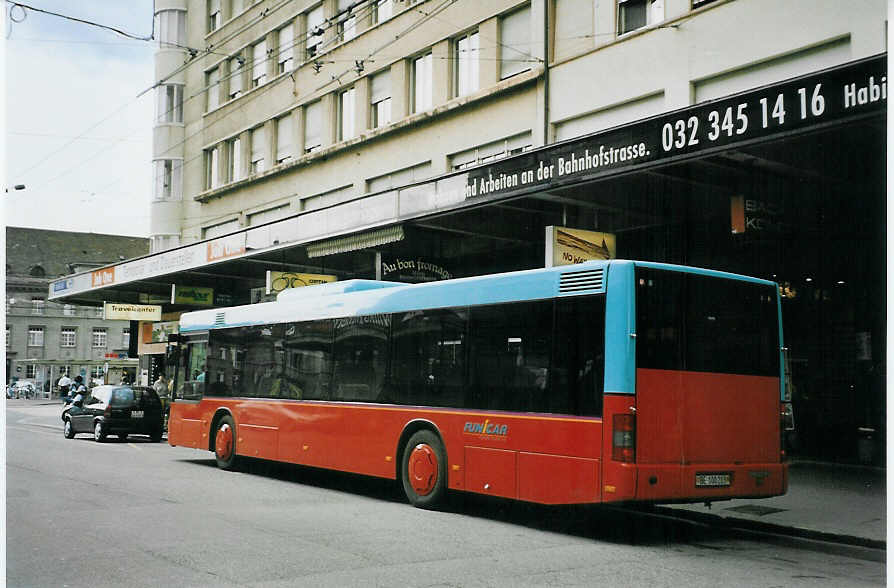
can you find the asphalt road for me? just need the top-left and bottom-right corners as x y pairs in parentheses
(6, 401), (886, 587)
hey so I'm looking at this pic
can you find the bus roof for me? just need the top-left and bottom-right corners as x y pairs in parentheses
(178, 260), (776, 332)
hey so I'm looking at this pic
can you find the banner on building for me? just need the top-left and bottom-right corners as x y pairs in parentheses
(103, 302), (162, 321)
(171, 285), (214, 306)
(266, 271), (337, 294)
(545, 226), (616, 267)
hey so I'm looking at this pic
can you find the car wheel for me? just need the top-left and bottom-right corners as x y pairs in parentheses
(214, 415), (238, 470)
(117, 433), (128, 441)
(94, 421), (107, 442)
(401, 430), (448, 509)
(63, 418), (75, 439)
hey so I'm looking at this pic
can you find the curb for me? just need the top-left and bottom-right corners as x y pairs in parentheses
(653, 505), (887, 551)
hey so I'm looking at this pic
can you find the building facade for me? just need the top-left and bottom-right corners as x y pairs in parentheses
(6, 228), (149, 391)
(53, 0), (886, 463)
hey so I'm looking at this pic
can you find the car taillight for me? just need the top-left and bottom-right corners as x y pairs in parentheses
(612, 413), (636, 463)
(104, 405), (112, 418)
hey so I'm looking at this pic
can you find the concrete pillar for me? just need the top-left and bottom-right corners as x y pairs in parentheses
(432, 39), (450, 106)
(391, 60), (409, 120)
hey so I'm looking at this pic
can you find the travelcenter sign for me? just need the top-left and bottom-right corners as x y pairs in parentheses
(465, 54), (886, 200)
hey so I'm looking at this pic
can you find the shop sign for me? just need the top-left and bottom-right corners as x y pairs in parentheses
(103, 302), (162, 321)
(266, 271), (337, 294)
(171, 285), (214, 306)
(207, 233), (246, 262)
(730, 196), (785, 234)
(465, 55), (886, 201)
(91, 267), (115, 288)
(545, 226), (616, 267)
(381, 257), (452, 282)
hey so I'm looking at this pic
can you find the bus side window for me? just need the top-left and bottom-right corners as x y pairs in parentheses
(554, 295), (606, 417)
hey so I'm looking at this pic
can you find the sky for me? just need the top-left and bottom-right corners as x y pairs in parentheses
(4, 0), (156, 237)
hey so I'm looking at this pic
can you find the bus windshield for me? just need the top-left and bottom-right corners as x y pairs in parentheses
(635, 267), (779, 376)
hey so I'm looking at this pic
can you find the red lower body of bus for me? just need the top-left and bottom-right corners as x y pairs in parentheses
(168, 369), (787, 505)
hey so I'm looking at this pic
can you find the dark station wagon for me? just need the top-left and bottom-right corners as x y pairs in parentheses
(62, 385), (164, 442)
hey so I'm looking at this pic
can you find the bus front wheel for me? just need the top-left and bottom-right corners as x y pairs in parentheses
(214, 415), (239, 470)
(401, 430), (447, 509)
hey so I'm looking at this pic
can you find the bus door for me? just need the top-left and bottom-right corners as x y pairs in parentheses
(166, 332), (208, 449)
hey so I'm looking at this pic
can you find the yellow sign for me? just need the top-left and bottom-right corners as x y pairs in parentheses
(103, 303), (162, 321)
(172, 285), (214, 306)
(266, 271), (337, 294)
(545, 226), (616, 267)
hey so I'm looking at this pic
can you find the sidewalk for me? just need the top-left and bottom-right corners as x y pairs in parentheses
(661, 460), (886, 547)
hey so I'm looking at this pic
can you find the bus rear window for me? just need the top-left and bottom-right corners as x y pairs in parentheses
(636, 267), (779, 376)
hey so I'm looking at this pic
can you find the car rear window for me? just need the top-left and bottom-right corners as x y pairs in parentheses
(110, 388), (135, 406)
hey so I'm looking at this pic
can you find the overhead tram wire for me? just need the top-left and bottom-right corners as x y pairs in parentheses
(4, 0), (155, 41)
(5, 0), (155, 181)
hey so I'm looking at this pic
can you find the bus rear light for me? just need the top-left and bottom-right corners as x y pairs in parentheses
(612, 414), (636, 463)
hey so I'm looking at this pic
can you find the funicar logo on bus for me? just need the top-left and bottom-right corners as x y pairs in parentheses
(463, 420), (508, 437)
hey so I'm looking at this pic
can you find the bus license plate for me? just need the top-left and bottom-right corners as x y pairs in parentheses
(695, 473), (730, 487)
(131, 410), (144, 418)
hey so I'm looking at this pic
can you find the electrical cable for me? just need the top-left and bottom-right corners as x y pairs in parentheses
(4, 0), (154, 41)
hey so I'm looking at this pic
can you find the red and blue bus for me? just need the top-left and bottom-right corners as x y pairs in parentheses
(167, 259), (788, 508)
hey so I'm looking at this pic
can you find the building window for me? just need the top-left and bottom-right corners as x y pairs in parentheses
(618, 0), (663, 34)
(6, 326), (10, 348)
(29, 265), (45, 277)
(156, 9), (186, 48)
(449, 132), (533, 170)
(412, 52), (433, 113)
(337, 0), (357, 43)
(370, 70), (392, 128)
(248, 204), (290, 226)
(250, 126), (266, 173)
(500, 6), (531, 80)
(229, 56), (244, 99)
(207, 67), (220, 110)
(26, 365), (36, 379)
(151, 235), (180, 253)
(277, 24), (294, 74)
(208, 0), (221, 32)
(122, 328), (130, 349)
(155, 159), (182, 199)
(63, 304), (75, 316)
(31, 298), (44, 315)
(305, 5), (324, 59)
(92, 328), (107, 349)
(227, 137), (242, 182)
(367, 161), (432, 193)
(156, 84), (184, 123)
(28, 327), (44, 347)
(276, 115), (294, 164)
(304, 101), (322, 153)
(90, 365), (104, 380)
(373, 0), (393, 24)
(455, 30), (479, 97)
(252, 40), (268, 87)
(202, 147), (219, 189)
(60, 328), (76, 348)
(339, 87), (356, 141)
(203, 219), (240, 239)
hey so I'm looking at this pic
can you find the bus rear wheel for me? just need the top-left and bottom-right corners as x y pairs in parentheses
(214, 415), (239, 470)
(401, 430), (447, 509)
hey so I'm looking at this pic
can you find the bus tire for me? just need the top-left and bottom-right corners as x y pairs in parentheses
(401, 430), (447, 509)
(214, 415), (239, 470)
